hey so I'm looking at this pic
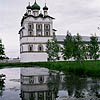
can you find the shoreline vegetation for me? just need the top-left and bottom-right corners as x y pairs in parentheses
(0, 60), (100, 78)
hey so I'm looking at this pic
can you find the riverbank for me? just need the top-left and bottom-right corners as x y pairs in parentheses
(0, 60), (100, 77)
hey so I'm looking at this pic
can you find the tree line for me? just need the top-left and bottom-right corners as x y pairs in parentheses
(0, 40), (5, 60)
(46, 31), (100, 62)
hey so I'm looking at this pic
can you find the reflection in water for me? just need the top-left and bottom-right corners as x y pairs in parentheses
(0, 75), (5, 96)
(20, 67), (63, 100)
(20, 67), (100, 100)
(0, 67), (100, 100)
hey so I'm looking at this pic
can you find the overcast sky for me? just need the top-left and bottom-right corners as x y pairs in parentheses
(0, 0), (100, 58)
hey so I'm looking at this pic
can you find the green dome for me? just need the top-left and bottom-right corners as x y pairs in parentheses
(24, 12), (28, 16)
(26, 2), (32, 9)
(43, 4), (48, 10)
(39, 13), (43, 17)
(27, 5), (32, 9)
(31, 1), (40, 10)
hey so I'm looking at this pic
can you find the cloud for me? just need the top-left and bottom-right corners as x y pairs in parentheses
(0, 0), (100, 58)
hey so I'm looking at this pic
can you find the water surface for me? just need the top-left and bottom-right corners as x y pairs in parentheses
(0, 67), (100, 100)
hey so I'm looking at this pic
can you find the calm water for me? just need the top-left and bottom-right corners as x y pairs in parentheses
(0, 67), (100, 100)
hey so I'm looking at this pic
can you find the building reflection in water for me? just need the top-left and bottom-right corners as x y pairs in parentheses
(20, 67), (65, 100)
(20, 67), (100, 100)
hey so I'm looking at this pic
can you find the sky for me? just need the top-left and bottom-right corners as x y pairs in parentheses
(0, 0), (100, 58)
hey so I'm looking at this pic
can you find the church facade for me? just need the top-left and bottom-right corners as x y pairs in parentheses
(19, 1), (56, 62)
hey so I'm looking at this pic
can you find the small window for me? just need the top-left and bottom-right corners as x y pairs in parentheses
(46, 25), (49, 29)
(28, 10), (31, 14)
(38, 76), (44, 83)
(46, 91), (52, 97)
(28, 23), (33, 30)
(37, 24), (42, 29)
(45, 24), (50, 30)
(29, 31), (32, 36)
(29, 77), (34, 84)
(38, 92), (44, 98)
(46, 31), (49, 36)
(29, 93), (35, 99)
(38, 44), (43, 52)
(28, 45), (33, 51)
(38, 25), (41, 29)
(28, 24), (32, 29)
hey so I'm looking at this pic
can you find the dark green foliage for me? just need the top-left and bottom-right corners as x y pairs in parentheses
(0, 40), (5, 60)
(88, 35), (99, 60)
(62, 31), (73, 60)
(72, 33), (86, 61)
(1, 61), (100, 77)
(46, 33), (60, 61)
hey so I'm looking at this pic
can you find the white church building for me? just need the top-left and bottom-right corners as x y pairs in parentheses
(19, 0), (57, 62)
(19, 0), (100, 62)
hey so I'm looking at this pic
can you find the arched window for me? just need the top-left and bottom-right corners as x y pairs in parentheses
(38, 44), (43, 52)
(29, 77), (34, 84)
(29, 31), (32, 36)
(28, 45), (33, 52)
(45, 31), (50, 36)
(38, 76), (44, 83)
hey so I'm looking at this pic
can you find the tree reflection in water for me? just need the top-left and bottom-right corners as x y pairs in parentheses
(0, 76), (5, 96)
(47, 70), (60, 98)
(62, 75), (100, 99)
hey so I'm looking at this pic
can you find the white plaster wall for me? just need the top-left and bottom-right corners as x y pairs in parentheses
(21, 84), (48, 92)
(23, 17), (53, 24)
(22, 17), (53, 36)
(20, 37), (52, 44)
(21, 67), (49, 76)
(20, 16), (54, 62)
(21, 44), (46, 52)
(22, 45), (28, 52)
(20, 53), (48, 62)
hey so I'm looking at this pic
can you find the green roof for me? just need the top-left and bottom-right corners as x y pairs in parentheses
(43, 4), (48, 10)
(31, 1), (40, 10)
(27, 5), (32, 9)
(39, 13), (43, 17)
(26, 2), (32, 9)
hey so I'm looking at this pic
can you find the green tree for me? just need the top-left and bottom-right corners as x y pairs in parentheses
(73, 33), (86, 61)
(62, 31), (73, 61)
(88, 35), (99, 60)
(0, 40), (5, 60)
(46, 33), (60, 61)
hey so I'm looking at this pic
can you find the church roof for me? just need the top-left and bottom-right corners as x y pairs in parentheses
(31, 1), (40, 10)
(39, 12), (43, 17)
(27, 5), (32, 9)
(43, 4), (48, 10)
(21, 15), (55, 26)
(56, 35), (100, 43)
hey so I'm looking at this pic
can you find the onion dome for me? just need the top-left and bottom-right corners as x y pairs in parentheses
(26, 2), (32, 9)
(43, 3), (48, 10)
(31, 1), (40, 10)
(39, 12), (43, 17)
(24, 12), (28, 16)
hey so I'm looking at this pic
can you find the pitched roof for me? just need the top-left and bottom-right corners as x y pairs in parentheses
(56, 35), (100, 43)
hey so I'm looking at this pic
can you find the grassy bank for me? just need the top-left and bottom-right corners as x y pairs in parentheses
(0, 60), (100, 77)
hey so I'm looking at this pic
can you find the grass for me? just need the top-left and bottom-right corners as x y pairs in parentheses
(0, 60), (100, 77)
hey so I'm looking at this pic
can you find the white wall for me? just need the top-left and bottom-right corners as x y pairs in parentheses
(20, 37), (52, 44)
(20, 52), (48, 62)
